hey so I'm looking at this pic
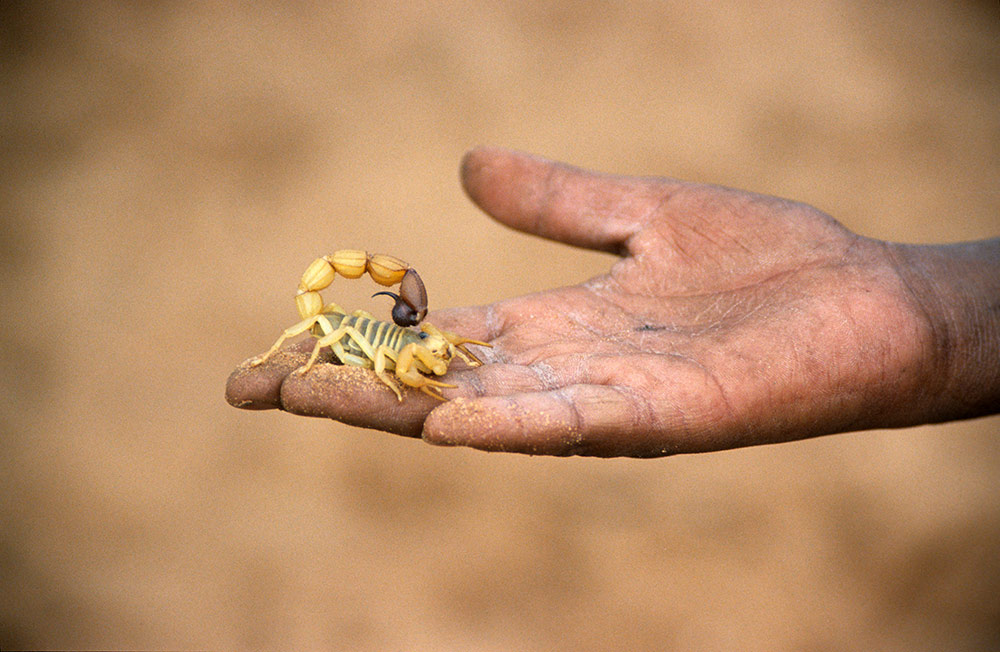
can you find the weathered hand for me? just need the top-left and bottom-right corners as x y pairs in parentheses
(227, 147), (999, 456)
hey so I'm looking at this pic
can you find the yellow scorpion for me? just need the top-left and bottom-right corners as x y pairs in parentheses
(250, 250), (489, 401)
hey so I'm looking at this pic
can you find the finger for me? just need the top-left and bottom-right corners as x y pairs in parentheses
(460, 146), (687, 255)
(279, 365), (437, 438)
(421, 384), (688, 457)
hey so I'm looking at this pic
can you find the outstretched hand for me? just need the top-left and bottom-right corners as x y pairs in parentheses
(227, 146), (998, 456)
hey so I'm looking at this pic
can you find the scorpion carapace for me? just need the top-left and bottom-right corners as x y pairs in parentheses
(250, 250), (490, 401)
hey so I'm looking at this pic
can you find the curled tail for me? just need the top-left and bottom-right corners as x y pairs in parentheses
(295, 250), (428, 327)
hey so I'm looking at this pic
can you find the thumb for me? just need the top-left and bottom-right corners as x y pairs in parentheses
(460, 146), (684, 255)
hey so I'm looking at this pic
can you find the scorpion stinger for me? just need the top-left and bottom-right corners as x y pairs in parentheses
(371, 269), (427, 327)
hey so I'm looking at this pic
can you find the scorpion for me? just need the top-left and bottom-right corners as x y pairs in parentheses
(250, 250), (490, 401)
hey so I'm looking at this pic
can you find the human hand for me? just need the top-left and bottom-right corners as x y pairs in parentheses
(227, 147), (1000, 456)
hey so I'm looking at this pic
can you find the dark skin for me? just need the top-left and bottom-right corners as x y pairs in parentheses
(227, 146), (1000, 457)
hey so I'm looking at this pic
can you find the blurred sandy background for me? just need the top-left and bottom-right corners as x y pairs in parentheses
(2, 1), (999, 649)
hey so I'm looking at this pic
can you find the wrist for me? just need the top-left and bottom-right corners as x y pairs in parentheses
(887, 239), (1000, 424)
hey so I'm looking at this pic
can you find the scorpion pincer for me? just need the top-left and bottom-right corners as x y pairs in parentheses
(249, 250), (490, 401)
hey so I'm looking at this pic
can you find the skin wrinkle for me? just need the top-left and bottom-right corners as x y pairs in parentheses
(615, 383), (657, 436)
(626, 197), (697, 265)
(534, 162), (564, 242)
(556, 387), (586, 453)
(679, 215), (732, 261)
(594, 266), (804, 357)
(515, 336), (582, 368)
(606, 306), (683, 339)
(568, 353), (592, 385)
(530, 361), (561, 391)
(464, 366), (489, 397)
(621, 229), (645, 263)
(689, 294), (745, 335)
(701, 271), (795, 332)
(528, 353), (586, 388)
(666, 350), (737, 428)
(483, 303), (503, 344)
(506, 394), (530, 453)
(701, 266), (809, 335)
(716, 193), (768, 255)
(563, 290), (622, 339)
(632, 328), (681, 355)
(572, 314), (619, 340)
(590, 380), (656, 439)
(884, 243), (951, 401)
(837, 232), (862, 261)
(829, 291), (900, 421)
(690, 294), (731, 335)
(610, 247), (811, 303)
(566, 371), (671, 455)
(583, 352), (654, 395)
(603, 332), (655, 357)
(600, 279), (782, 346)
(833, 283), (869, 372)
(652, 227), (698, 268)
(619, 185), (674, 251)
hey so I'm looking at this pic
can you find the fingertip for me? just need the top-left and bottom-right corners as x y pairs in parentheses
(460, 145), (545, 219)
(225, 353), (301, 410)
(459, 144), (498, 184)
(225, 368), (278, 410)
(460, 144), (525, 178)
(458, 145), (492, 202)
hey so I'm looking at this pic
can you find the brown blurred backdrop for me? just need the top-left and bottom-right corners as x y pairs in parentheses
(2, 2), (999, 650)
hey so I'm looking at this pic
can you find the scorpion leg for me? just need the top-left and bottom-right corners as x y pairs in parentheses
(372, 345), (404, 401)
(328, 342), (369, 368)
(300, 324), (379, 375)
(250, 314), (325, 367)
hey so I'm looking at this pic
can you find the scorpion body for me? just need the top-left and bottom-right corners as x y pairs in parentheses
(325, 312), (423, 360)
(313, 311), (427, 368)
(250, 249), (489, 401)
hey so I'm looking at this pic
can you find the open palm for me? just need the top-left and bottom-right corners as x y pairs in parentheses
(228, 147), (943, 457)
